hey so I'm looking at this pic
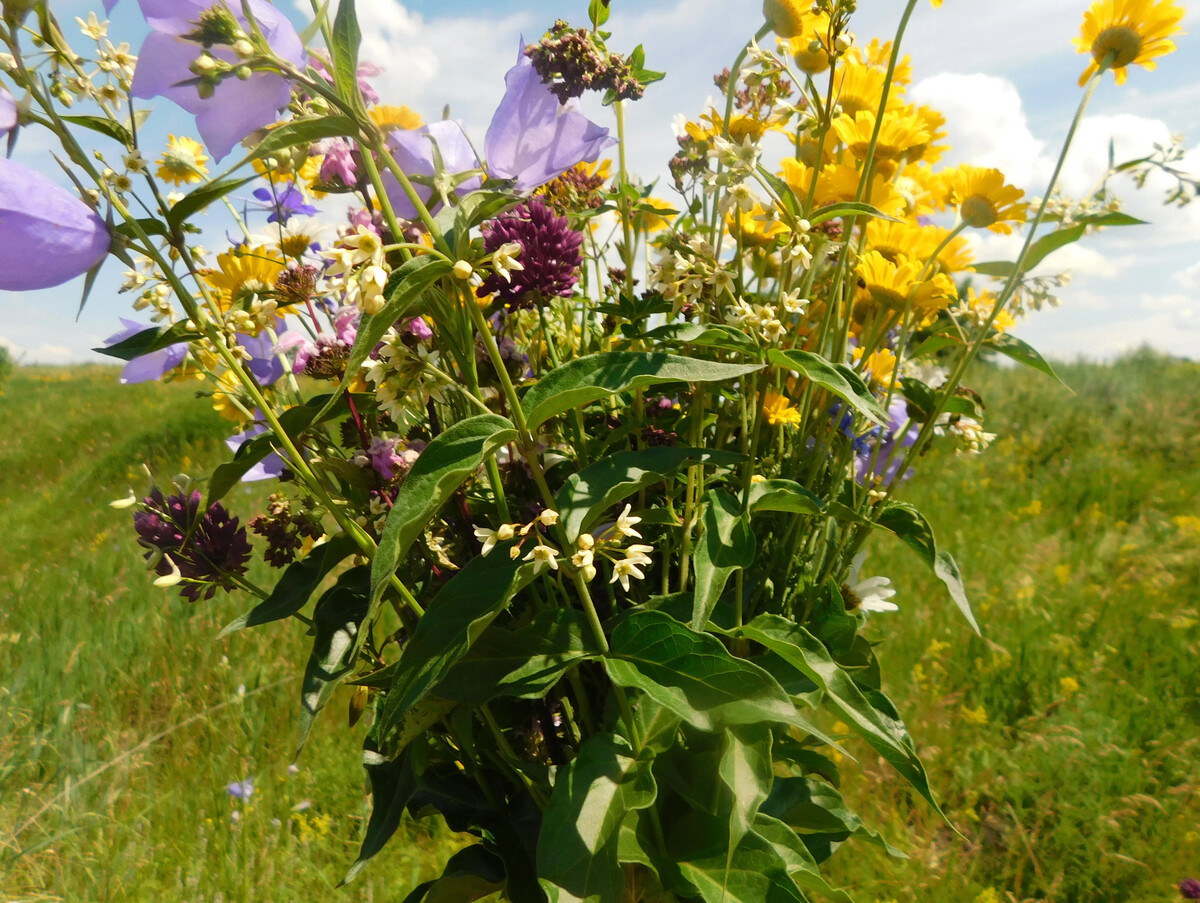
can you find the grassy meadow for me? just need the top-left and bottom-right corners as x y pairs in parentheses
(1, 352), (1197, 902)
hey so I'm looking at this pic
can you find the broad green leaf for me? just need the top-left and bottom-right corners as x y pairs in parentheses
(768, 349), (887, 425)
(330, 0), (366, 115)
(606, 611), (801, 732)
(641, 323), (761, 355)
(521, 352), (763, 432)
(975, 212), (1146, 279)
(537, 734), (657, 903)
(986, 331), (1069, 388)
(166, 175), (256, 229)
(341, 739), (418, 886)
(747, 479), (824, 515)
(401, 845), (507, 903)
(370, 413), (517, 607)
(691, 488), (754, 631)
(377, 550), (536, 748)
(720, 725), (773, 856)
(207, 402), (323, 505)
(742, 615), (941, 813)
(441, 191), (520, 253)
(112, 216), (172, 242)
(761, 777), (904, 858)
(314, 254), (452, 424)
(555, 446), (745, 542)
(875, 501), (979, 633)
(678, 827), (809, 903)
(754, 814), (855, 902)
(250, 116), (359, 161)
(809, 200), (900, 225)
(93, 321), (199, 361)
(755, 164), (801, 218)
(216, 534), (358, 639)
(435, 609), (598, 703)
(297, 568), (370, 756)
(588, 0), (611, 28)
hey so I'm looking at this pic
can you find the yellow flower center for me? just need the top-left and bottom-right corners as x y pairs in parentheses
(1091, 25), (1142, 68)
(960, 195), (998, 229)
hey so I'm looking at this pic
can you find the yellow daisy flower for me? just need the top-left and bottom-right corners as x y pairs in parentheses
(907, 105), (950, 164)
(831, 109), (929, 167)
(685, 109), (767, 144)
(816, 163), (907, 219)
(945, 166), (1029, 234)
(856, 250), (957, 312)
(156, 135), (208, 187)
(762, 0), (808, 37)
(832, 57), (894, 118)
(204, 246), (286, 310)
(1074, 0), (1185, 86)
(852, 346), (898, 387)
(855, 40), (913, 87)
(369, 104), (424, 131)
(782, 13), (832, 75)
(727, 202), (791, 248)
(763, 392), (803, 426)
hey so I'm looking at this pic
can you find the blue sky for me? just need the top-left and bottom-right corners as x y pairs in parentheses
(2, 0), (1197, 363)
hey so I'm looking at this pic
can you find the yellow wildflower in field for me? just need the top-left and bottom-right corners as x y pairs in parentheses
(852, 346), (898, 387)
(156, 135), (208, 186)
(1172, 514), (1200, 537)
(784, 19), (832, 75)
(1060, 676), (1081, 697)
(1074, 0), (1185, 86)
(946, 165), (1029, 234)
(974, 890), (1000, 903)
(960, 704), (989, 726)
(832, 109), (929, 170)
(763, 392), (802, 426)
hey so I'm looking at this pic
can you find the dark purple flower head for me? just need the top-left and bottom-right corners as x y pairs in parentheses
(133, 489), (252, 602)
(252, 182), (317, 224)
(478, 198), (582, 311)
(1181, 879), (1200, 900)
(0, 158), (110, 291)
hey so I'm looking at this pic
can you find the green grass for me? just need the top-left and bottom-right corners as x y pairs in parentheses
(1, 353), (1197, 901)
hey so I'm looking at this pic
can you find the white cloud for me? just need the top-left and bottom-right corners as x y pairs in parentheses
(1175, 260), (1200, 288)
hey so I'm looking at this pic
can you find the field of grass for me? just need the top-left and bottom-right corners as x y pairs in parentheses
(1, 353), (1197, 902)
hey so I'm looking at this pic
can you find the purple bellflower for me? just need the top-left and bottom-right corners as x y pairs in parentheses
(484, 42), (614, 192)
(252, 182), (316, 224)
(0, 158), (110, 291)
(225, 421), (285, 482)
(382, 120), (482, 221)
(128, 0), (305, 161)
(854, 397), (918, 486)
(237, 325), (286, 386)
(104, 319), (186, 384)
(0, 85), (15, 136)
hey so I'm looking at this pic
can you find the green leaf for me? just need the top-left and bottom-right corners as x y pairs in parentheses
(768, 349), (887, 425)
(93, 321), (199, 361)
(250, 116), (359, 161)
(341, 739), (419, 886)
(874, 501), (979, 633)
(761, 777), (903, 858)
(606, 611), (802, 732)
(640, 323), (761, 355)
(330, 0), (366, 114)
(985, 332), (1069, 388)
(435, 609), (598, 703)
(216, 534), (359, 639)
(313, 254), (452, 425)
(61, 114), (131, 146)
(443, 191), (520, 252)
(370, 413), (517, 607)
(521, 352), (763, 432)
(747, 479), (824, 516)
(720, 725), (773, 856)
(691, 488), (754, 631)
(166, 175), (256, 230)
(742, 615), (941, 812)
(588, 0), (611, 28)
(555, 446), (744, 542)
(754, 814), (856, 901)
(537, 734), (657, 903)
(755, 164), (801, 218)
(809, 201), (900, 225)
(401, 845), (507, 903)
(206, 402), (322, 506)
(377, 550), (537, 749)
(297, 568), (371, 756)
(677, 826), (810, 903)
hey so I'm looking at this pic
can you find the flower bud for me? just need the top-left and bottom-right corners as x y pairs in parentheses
(452, 260), (474, 281)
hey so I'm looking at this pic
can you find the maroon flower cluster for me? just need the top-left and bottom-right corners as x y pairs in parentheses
(525, 20), (644, 104)
(133, 490), (252, 601)
(478, 198), (583, 311)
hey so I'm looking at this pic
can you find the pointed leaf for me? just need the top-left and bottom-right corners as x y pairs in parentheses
(93, 321), (199, 361)
(251, 116), (360, 161)
(985, 332), (1069, 388)
(521, 352), (763, 432)
(166, 175), (256, 229)
(768, 349), (887, 425)
(691, 488), (754, 630)
(747, 478), (824, 515)
(341, 739), (419, 886)
(720, 725), (773, 855)
(809, 200), (900, 225)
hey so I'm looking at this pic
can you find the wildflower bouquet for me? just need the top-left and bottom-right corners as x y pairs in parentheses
(1, 0), (1188, 899)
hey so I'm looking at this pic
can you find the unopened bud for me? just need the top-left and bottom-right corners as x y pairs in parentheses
(452, 260), (474, 281)
(232, 39), (254, 59)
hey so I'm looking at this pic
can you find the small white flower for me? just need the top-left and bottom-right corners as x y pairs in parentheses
(572, 548), (594, 570)
(537, 509), (560, 527)
(610, 558), (646, 592)
(491, 242), (524, 283)
(475, 526), (499, 556)
(523, 543), (559, 575)
(848, 552), (898, 613)
(781, 290), (809, 315)
(615, 504), (642, 539)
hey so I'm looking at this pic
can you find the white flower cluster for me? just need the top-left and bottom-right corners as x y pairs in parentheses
(325, 225), (390, 315)
(648, 237), (734, 314)
(361, 331), (444, 425)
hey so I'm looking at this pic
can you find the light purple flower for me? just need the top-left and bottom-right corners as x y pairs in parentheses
(0, 86), (16, 136)
(484, 42), (614, 192)
(104, 318), (186, 384)
(237, 326), (285, 386)
(0, 158), (109, 291)
(854, 397), (918, 486)
(128, 0), (305, 161)
(225, 422), (285, 482)
(225, 777), (255, 800)
(318, 138), (358, 186)
(382, 120), (482, 221)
